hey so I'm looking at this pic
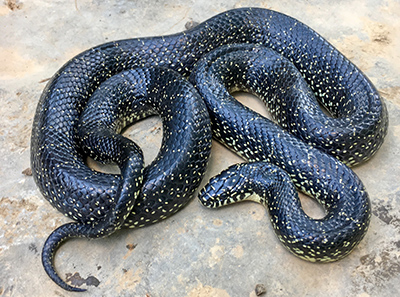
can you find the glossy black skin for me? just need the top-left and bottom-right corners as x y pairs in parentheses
(34, 68), (211, 291)
(193, 44), (373, 262)
(192, 44), (387, 166)
(31, 8), (388, 291)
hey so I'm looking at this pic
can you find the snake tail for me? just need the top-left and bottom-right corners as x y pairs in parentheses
(42, 223), (95, 292)
(42, 211), (131, 292)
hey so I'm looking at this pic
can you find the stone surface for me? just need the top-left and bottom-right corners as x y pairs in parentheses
(1, 0), (400, 296)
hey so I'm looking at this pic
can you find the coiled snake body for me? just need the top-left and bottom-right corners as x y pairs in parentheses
(31, 8), (388, 291)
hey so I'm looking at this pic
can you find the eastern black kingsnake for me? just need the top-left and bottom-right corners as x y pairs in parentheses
(30, 7), (388, 291)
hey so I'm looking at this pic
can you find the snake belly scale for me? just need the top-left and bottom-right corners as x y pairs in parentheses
(30, 7), (388, 291)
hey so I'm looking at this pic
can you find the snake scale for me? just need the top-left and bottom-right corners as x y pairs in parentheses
(31, 7), (388, 291)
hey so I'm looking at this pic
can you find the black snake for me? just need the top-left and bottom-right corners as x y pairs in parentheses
(30, 7), (388, 291)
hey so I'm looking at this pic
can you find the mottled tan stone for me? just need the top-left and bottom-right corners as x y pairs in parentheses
(0, 1), (399, 296)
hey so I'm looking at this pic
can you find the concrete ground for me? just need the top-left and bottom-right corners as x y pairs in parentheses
(1, 0), (399, 296)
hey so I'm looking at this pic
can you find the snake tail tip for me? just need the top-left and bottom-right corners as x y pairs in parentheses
(42, 223), (88, 292)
